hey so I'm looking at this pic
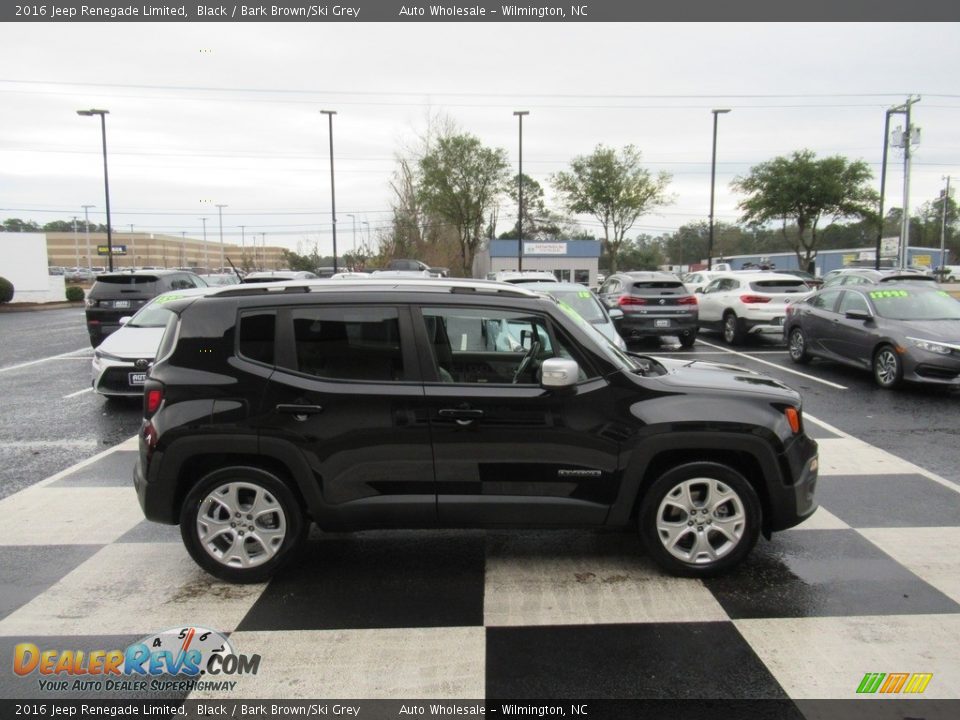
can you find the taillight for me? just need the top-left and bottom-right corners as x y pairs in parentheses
(619, 296), (647, 306)
(145, 387), (163, 416)
(785, 407), (801, 434)
(678, 295), (698, 305)
(740, 295), (771, 304)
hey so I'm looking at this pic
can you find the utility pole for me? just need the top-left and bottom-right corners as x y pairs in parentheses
(320, 110), (338, 273)
(81, 205), (95, 269)
(890, 96), (921, 268)
(215, 204), (227, 271)
(513, 110), (529, 271)
(940, 175), (952, 275)
(72, 217), (79, 268)
(199, 218), (208, 269)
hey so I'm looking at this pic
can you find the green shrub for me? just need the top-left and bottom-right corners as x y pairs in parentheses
(0, 276), (13, 304)
(65, 285), (85, 302)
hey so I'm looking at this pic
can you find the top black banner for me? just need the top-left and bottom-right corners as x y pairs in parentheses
(4, 0), (960, 22)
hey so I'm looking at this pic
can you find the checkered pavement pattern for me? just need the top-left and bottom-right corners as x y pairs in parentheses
(1, 416), (958, 706)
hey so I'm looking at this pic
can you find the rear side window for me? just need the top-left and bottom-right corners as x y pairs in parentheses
(631, 282), (685, 293)
(749, 280), (808, 293)
(290, 307), (403, 382)
(238, 311), (276, 366)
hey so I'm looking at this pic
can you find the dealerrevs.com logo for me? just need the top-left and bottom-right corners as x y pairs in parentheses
(13, 626), (260, 693)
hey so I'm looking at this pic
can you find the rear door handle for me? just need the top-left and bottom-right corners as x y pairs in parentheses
(438, 408), (484, 425)
(275, 404), (324, 420)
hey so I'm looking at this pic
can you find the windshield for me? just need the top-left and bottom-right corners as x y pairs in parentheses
(869, 289), (960, 320)
(550, 290), (606, 322)
(126, 293), (190, 328)
(554, 299), (644, 372)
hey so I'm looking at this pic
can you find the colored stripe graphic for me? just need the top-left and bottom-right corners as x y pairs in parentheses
(856, 672), (932, 694)
(857, 673), (885, 694)
(880, 672), (909, 693)
(903, 673), (933, 694)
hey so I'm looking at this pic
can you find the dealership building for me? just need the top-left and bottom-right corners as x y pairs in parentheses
(473, 239), (602, 285)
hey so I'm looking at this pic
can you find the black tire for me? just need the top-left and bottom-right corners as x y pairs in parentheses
(679, 330), (697, 349)
(639, 462), (761, 578)
(787, 326), (810, 364)
(722, 312), (745, 345)
(872, 344), (903, 390)
(180, 466), (307, 583)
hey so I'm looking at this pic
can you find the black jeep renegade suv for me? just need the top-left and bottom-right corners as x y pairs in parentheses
(135, 279), (818, 583)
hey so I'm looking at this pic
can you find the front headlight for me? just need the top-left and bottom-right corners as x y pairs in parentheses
(93, 349), (126, 362)
(907, 337), (953, 356)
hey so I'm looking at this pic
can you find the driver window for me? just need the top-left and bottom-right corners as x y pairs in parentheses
(703, 279), (722, 293)
(422, 307), (578, 385)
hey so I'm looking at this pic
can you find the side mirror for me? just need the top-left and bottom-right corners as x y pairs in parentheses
(540, 358), (579, 390)
(845, 309), (872, 321)
(119, 316), (132, 325)
(607, 308), (624, 320)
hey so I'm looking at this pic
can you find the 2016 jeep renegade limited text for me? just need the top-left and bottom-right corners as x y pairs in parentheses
(135, 279), (819, 583)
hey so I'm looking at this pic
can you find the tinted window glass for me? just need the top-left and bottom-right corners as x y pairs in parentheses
(838, 291), (870, 315)
(811, 289), (842, 311)
(631, 281), (685, 292)
(422, 307), (593, 385)
(749, 280), (807, 293)
(291, 307), (403, 381)
(238, 311), (276, 366)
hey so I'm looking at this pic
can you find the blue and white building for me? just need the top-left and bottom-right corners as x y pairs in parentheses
(473, 239), (602, 285)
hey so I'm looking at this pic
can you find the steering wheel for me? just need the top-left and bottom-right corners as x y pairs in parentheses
(512, 340), (542, 384)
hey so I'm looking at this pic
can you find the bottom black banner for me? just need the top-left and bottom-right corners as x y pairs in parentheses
(3, 699), (959, 720)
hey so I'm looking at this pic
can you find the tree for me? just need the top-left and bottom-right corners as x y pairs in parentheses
(552, 145), (671, 272)
(733, 150), (877, 270)
(612, 235), (665, 271)
(500, 174), (568, 240)
(417, 133), (511, 277)
(1, 218), (41, 232)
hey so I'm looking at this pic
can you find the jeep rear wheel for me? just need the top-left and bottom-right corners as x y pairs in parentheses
(180, 467), (307, 583)
(639, 462), (761, 577)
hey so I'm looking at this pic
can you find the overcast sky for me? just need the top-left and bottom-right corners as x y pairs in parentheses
(1, 22), (958, 257)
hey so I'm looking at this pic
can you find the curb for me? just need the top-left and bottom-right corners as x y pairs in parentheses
(0, 302), (84, 313)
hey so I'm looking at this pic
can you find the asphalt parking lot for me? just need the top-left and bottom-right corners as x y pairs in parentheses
(0, 307), (958, 713)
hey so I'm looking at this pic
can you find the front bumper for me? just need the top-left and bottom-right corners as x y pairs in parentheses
(91, 355), (148, 396)
(766, 433), (819, 532)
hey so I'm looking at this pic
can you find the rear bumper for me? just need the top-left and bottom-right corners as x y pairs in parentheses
(616, 315), (698, 339)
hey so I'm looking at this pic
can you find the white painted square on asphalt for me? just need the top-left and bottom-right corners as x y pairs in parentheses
(189, 627), (485, 699)
(0, 486), (143, 545)
(859, 528), (960, 606)
(484, 551), (728, 626)
(816, 438), (925, 476)
(0, 543), (266, 636)
(735, 614), (960, 699)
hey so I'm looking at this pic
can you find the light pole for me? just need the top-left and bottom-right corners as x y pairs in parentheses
(513, 111), (529, 271)
(940, 175), (952, 275)
(215, 204), (227, 271)
(129, 224), (136, 268)
(240, 225), (247, 270)
(81, 204), (94, 269)
(200, 217), (208, 269)
(320, 110), (339, 273)
(76, 109), (114, 271)
(346, 213), (357, 254)
(362, 220), (370, 252)
(72, 217), (79, 268)
(180, 231), (186, 267)
(708, 108), (731, 271)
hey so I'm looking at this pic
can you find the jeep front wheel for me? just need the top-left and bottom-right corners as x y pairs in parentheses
(180, 467), (307, 583)
(639, 462), (761, 577)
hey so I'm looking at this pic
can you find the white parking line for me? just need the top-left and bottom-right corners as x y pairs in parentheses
(695, 339), (848, 390)
(657, 350), (789, 356)
(63, 387), (94, 399)
(0, 347), (91, 374)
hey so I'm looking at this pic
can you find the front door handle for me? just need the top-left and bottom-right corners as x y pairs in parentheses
(276, 404), (324, 421)
(438, 408), (484, 426)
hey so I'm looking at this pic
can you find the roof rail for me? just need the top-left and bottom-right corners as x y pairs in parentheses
(210, 277), (540, 299)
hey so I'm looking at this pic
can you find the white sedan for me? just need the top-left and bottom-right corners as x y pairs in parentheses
(91, 287), (218, 397)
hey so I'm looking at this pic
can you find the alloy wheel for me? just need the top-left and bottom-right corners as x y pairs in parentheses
(196, 481), (288, 569)
(655, 477), (746, 565)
